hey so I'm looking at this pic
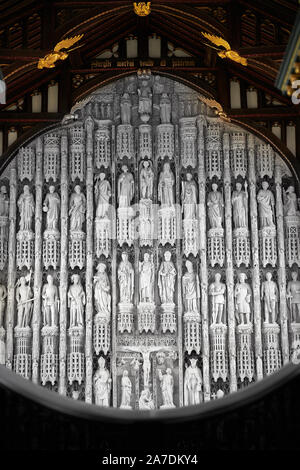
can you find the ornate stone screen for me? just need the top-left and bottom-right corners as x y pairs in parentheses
(0, 74), (299, 410)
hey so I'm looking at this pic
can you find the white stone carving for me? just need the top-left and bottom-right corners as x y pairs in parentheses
(120, 370), (132, 409)
(139, 125), (152, 159)
(69, 125), (85, 181)
(0, 284), (7, 329)
(158, 163), (176, 245)
(235, 273), (252, 325)
(209, 273), (226, 324)
(67, 325), (85, 385)
(283, 186), (300, 267)
(232, 181), (250, 266)
(158, 368), (175, 409)
(182, 261), (201, 354)
(69, 185), (86, 269)
(68, 274), (85, 327)
(210, 323), (228, 382)
(207, 183), (225, 266)
(118, 252), (134, 334)
(236, 323), (254, 382)
(230, 132), (247, 179)
(180, 118), (197, 168)
(117, 165), (135, 246)
(18, 146), (35, 182)
(156, 124), (174, 160)
(138, 75), (152, 122)
(94, 263), (111, 355)
(93, 357), (111, 407)
(139, 388), (155, 410)
(120, 93), (132, 124)
(44, 134), (60, 182)
(159, 251), (176, 333)
(94, 173), (111, 258)
(95, 123), (111, 168)
(257, 181), (277, 267)
(42, 275), (59, 327)
(287, 270), (300, 323)
(40, 326), (58, 386)
(117, 124), (134, 160)
(261, 272), (278, 324)
(0, 186), (9, 269)
(257, 143), (274, 179)
(184, 358), (202, 405)
(182, 173), (198, 256)
(16, 273), (33, 328)
(160, 93), (171, 124)
(262, 322), (281, 375)
(206, 123), (222, 179)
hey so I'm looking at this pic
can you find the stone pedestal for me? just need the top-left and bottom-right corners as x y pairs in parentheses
(156, 124), (174, 160)
(210, 323), (228, 382)
(117, 207), (135, 246)
(236, 323), (254, 382)
(40, 325), (59, 386)
(43, 229), (60, 270)
(95, 122), (111, 168)
(183, 312), (201, 354)
(180, 117), (197, 168)
(233, 228), (251, 267)
(95, 217), (111, 258)
(67, 326), (85, 385)
(93, 314), (111, 355)
(285, 215), (300, 267)
(183, 219), (198, 257)
(138, 302), (156, 333)
(207, 228), (225, 267)
(139, 124), (152, 159)
(70, 125), (85, 181)
(117, 124), (134, 160)
(139, 199), (153, 246)
(259, 227), (277, 267)
(18, 146), (35, 181)
(44, 134), (60, 182)
(69, 230), (86, 269)
(16, 230), (34, 269)
(13, 326), (32, 379)
(160, 303), (176, 333)
(158, 206), (176, 246)
(118, 303), (134, 333)
(262, 322), (281, 375)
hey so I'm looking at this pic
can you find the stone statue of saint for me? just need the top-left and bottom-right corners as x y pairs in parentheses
(16, 273), (33, 328)
(261, 272), (278, 324)
(42, 274), (59, 327)
(69, 185), (86, 231)
(0, 283), (7, 328)
(120, 370), (132, 409)
(68, 274), (85, 327)
(209, 273), (226, 324)
(182, 260), (200, 313)
(139, 388), (155, 410)
(120, 93), (132, 125)
(234, 273), (252, 325)
(283, 186), (299, 216)
(184, 358), (202, 406)
(43, 185), (60, 231)
(287, 271), (300, 323)
(139, 253), (154, 303)
(118, 165), (134, 208)
(158, 162), (175, 207)
(93, 357), (111, 407)
(118, 252), (134, 304)
(138, 78), (152, 115)
(158, 251), (176, 304)
(94, 263), (111, 318)
(257, 181), (275, 228)
(160, 93), (171, 124)
(95, 173), (111, 218)
(207, 183), (224, 229)
(232, 181), (248, 229)
(158, 368), (175, 408)
(182, 173), (197, 220)
(140, 160), (154, 200)
(0, 186), (9, 217)
(18, 185), (35, 231)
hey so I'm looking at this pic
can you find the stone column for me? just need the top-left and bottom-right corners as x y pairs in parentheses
(111, 124), (118, 407)
(223, 132), (237, 392)
(32, 138), (43, 383)
(58, 134), (68, 395)
(248, 134), (263, 380)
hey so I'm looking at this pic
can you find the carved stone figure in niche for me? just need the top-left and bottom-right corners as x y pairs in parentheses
(69, 185), (86, 231)
(118, 252), (134, 304)
(139, 388), (155, 410)
(158, 368), (175, 408)
(209, 273), (226, 324)
(18, 185), (34, 231)
(283, 186), (299, 216)
(138, 78), (152, 115)
(68, 274), (86, 327)
(261, 272), (278, 324)
(287, 271), (300, 323)
(94, 263), (111, 318)
(93, 357), (111, 407)
(118, 165), (134, 208)
(257, 181), (275, 228)
(232, 181), (248, 229)
(158, 162), (175, 207)
(234, 273), (251, 325)
(120, 93), (132, 125)
(158, 251), (176, 304)
(184, 358), (202, 406)
(95, 173), (111, 218)
(120, 370), (132, 409)
(182, 260), (200, 313)
(42, 274), (59, 327)
(160, 93), (171, 124)
(182, 173), (197, 220)
(0, 186), (9, 216)
(16, 273), (33, 328)
(43, 185), (60, 231)
(0, 283), (7, 328)
(207, 183), (224, 229)
(140, 160), (154, 200)
(139, 253), (154, 303)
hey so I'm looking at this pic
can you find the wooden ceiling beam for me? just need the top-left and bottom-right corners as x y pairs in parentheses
(0, 48), (47, 61)
(238, 0), (296, 27)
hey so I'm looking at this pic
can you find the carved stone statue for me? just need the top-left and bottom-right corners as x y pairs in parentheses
(93, 357), (111, 407)
(120, 370), (132, 409)
(140, 160), (154, 199)
(118, 252), (134, 304)
(207, 183), (224, 229)
(283, 186), (299, 216)
(0, 283), (7, 328)
(182, 260), (200, 313)
(160, 93), (171, 124)
(18, 185), (35, 231)
(120, 92), (132, 125)
(138, 78), (152, 115)
(94, 263), (111, 318)
(68, 274), (85, 327)
(287, 271), (300, 323)
(69, 185), (86, 231)
(257, 181), (275, 228)
(184, 358), (202, 406)
(209, 273), (226, 324)
(16, 273), (33, 328)
(95, 173), (111, 218)
(118, 165), (134, 208)
(43, 185), (60, 231)
(158, 162), (175, 207)
(139, 388), (155, 410)
(158, 251), (176, 304)
(42, 274), (59, 327)
(158, 368), (175, 408)
(261, 272), (278, 324)
(139, 253), (154, 303)
(182, 173), (197, 220)
(0, 186), (9, 217)
(232, 181), (248, 229)
(234, 273), (251, 324)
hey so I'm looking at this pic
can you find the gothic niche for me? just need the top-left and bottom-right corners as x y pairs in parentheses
(0, 73), (299, 410)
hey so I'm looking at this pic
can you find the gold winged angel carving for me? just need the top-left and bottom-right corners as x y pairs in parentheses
(201, 32), (247, 66)
(37, 35), (84, 69)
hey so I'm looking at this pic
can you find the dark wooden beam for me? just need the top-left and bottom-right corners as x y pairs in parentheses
(0, 112), (63, 123)
(0, 48), (47, 61)
(228, 107), (300, 119)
